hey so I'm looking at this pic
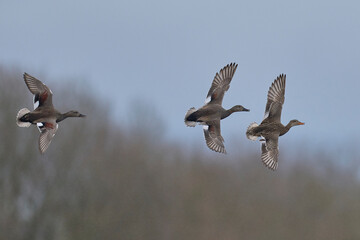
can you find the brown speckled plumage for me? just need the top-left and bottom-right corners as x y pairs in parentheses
(185, 63), (249, 154)
(246, 74), (304, 170)
(16, 73), (85, 153)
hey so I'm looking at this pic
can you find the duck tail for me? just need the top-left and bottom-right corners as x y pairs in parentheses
(16, 108), (31, 127)
(246, 122), (259, 141)
(184, 107), (197, 127)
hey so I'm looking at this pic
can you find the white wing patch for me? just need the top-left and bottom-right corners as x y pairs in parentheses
(33, 95), (39, 109)
(205, 96), (211, 104)
(263, 111), (269, 120)
(37, 123), (44, 133)
(263, 102), (275, 120)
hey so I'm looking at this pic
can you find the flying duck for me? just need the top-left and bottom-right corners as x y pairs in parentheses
(16, 73), (85, 153)
(185, 63), (249, 153)
(246, 74), (304, 170)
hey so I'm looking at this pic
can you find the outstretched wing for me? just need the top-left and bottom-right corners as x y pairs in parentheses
(261, 135), (279, 170)
(38, 120), (58, 153)
(203, 121), (226, 154)
(23, 73), (54, 109)
(263, 74), (286, 123)
(205, 63), (238, 105)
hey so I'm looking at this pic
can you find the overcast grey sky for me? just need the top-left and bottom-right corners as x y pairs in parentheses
(1, 0), (360, 154)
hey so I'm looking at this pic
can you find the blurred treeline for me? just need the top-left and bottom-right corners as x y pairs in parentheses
(1, 66), (360, 240)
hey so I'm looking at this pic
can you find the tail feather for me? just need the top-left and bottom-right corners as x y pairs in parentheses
(16, 108), (31, 127)
(184, 107), (197, 127)
(246, 122), (259, 141)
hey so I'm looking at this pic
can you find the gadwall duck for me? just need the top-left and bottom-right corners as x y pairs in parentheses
(246, 74), (304, 170)
(185, 63), (249, 154)
(16, 73), (85, 153)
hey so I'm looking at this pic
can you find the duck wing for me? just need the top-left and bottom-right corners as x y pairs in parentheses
(23, 73), (54, 109)
(38, 120), (58, 153)
(263, 74), (286, 123)
(205, 63), (238, 105)
(203, 120), (226, 154)
(261, 135), (279, 170)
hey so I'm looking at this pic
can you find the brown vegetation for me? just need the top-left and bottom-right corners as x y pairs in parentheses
(1, 67), (359, 240)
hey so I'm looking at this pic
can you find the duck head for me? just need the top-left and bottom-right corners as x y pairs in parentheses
(288, 119), (305, 127)
(65, 110), (86, 118)
(231, 105), (250, 112)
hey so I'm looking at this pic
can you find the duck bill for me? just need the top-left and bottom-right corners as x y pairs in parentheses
(298, 122), (305, 125)
(243, 108), (250, 112)
(79, 114), (86, 117)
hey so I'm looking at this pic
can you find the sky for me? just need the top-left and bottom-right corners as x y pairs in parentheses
(1, 0), (360, 155)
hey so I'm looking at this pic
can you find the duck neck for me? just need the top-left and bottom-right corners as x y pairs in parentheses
(56, 112), (72, 122)
(221, 108), (236, 119)
(281, 122), (293, 135)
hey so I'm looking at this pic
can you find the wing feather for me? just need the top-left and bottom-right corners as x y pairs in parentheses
(23, 73), (53, 108)
(261, 136), (279, 170)
(203, 121), (226, 154)
(205, 63), (238, 105)
(263, 74), (286, 123)
(38, 121), (58, 153)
